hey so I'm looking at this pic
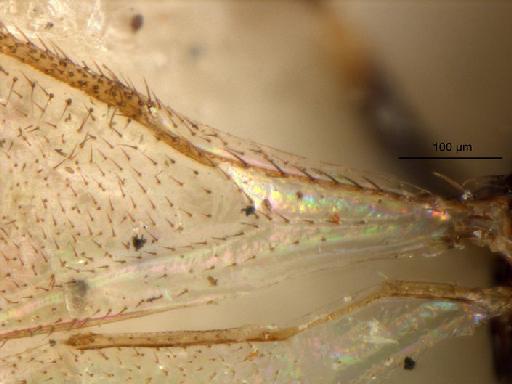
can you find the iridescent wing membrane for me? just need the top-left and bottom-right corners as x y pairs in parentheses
(0, 297), (485, 383)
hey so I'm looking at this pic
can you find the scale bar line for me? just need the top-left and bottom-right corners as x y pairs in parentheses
(398, 156), (502, 160)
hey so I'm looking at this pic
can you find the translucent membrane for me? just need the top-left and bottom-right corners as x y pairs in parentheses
(0, 13), (511, 384)
(0, 297), (486, 383)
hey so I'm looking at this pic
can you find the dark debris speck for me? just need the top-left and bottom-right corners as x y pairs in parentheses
(403, 356), (416, 370)
(131, 14), (144, 33)
(241, 205), (256, 216)
(132, 234), (146, 251)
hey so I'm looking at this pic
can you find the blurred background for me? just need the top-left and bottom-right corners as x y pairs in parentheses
(6, 1), (512, 382)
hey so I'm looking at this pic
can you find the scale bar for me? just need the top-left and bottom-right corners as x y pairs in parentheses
(398, 156), (502, 160)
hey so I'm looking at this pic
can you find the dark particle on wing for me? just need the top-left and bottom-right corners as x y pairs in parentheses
(132, 234), (146, 251)
(403, 356), (416, 370)
(242, 205), (256, 216)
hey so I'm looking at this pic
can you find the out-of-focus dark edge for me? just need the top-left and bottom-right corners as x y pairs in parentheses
(491, 256), (512, 382)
